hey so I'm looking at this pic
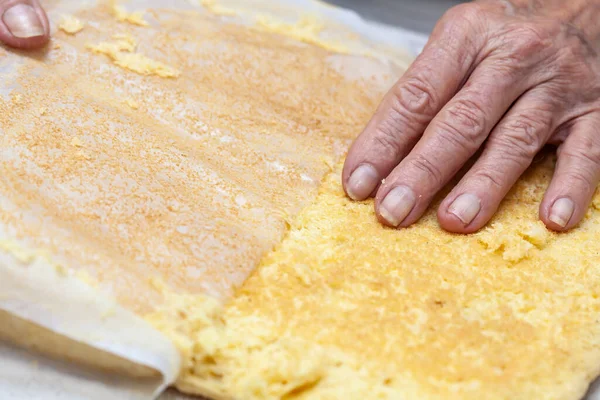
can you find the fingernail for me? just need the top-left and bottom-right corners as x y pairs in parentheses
(347, 164), (379, 201)
(549, 197), (574, 228)
(448, 193), (481, 225)
(3, 4), (45, 38)
(379, 186), (416, 227)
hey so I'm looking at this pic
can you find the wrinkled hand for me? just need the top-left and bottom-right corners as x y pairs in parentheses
(0, 0), (49, 48)
(342, 0), (600, 233)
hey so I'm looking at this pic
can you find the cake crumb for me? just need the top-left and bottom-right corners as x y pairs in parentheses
(201, 0), (238, 16)
(55, 264), (68, 276)
(111, 1), (149, 26)
(76, 150), (91, 160)
(87, 37), (180, 78)
(70, 137), (83, 147)
(58, 15), (85, 34)
(126, 98), (139, 109)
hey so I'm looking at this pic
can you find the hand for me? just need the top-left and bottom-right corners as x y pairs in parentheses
(342, 0), (600, 233)
(0, 0), (49, 48)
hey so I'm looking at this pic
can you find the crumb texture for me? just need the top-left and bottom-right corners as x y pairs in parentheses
(0, 2), (389, 315)
(6, 2), (598, 400)
(149, 154), (600, 400)
(58, 15), (84, 34)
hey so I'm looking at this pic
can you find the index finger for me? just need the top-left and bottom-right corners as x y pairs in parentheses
(0, 0), (49, 49)
(342, 4), (486, 201)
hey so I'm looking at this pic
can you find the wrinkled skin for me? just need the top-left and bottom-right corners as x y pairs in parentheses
(343, 0), (600, 233)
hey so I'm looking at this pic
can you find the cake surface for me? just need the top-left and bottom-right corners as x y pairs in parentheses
(2, 1), (600, 399)
(151, 155), (600, 400)
(0, 1), (392, 313)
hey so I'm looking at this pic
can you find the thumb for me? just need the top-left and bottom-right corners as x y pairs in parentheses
(0, 0), (49, 49)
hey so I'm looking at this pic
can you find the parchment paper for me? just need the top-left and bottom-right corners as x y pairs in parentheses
(0, 1), (427, 399)
(3, 1), (599, 400)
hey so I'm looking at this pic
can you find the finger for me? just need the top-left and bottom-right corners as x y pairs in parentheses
(437, 89), (556, 233)
(0, 0), (49, 49)
(342, 4), (484, 201)
(375, 61), (531, 228)
(540, 115), (600, 231)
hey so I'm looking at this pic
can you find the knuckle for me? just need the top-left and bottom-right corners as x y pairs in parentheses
(371, 124), (404, 156)
(442, 3), (484, 26)
(560, 164), (595, 193)
(430, 5), (482, 66)
(406, 154), (445, 187)
(435, 4), (485, 54)
(494, 24), (554, 69)
(437, 98), (487, 152)
(446, 98), (486, 133)
(488, 18), (560, 67)
(561, 137), (600, 167)
(556, 27), (598, 72)
(557, 35), (588, 61)
(512, 25), (552, 55)
(495, 113), (547, 160)
(470, 167), (504, 190)
(391, 74), (439, 120)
